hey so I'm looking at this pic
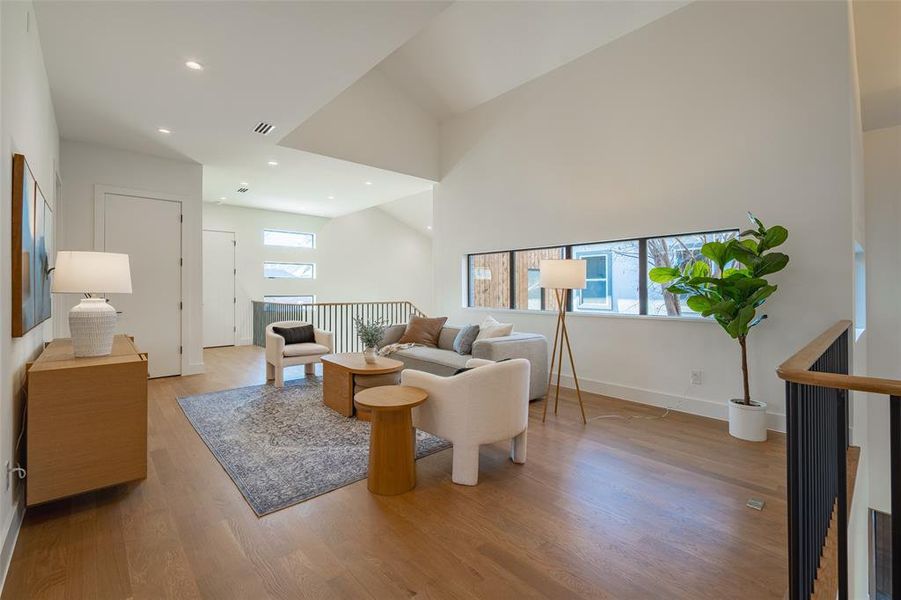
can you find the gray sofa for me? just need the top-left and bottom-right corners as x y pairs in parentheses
(379, 324), (548, 400)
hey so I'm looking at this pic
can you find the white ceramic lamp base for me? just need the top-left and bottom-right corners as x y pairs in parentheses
(69, 298), (118, 357)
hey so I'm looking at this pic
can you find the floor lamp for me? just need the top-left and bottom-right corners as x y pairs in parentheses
(540, 259), (588, 425)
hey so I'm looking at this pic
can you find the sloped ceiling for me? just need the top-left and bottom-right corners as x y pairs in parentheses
(853, 0), (901, 131)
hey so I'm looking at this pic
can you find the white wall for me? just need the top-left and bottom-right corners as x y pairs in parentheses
(280, 67), (440, 181)
(0, 0), (59, 582)
(202, 203), (433, 344)
(864, 125), (901, 514)
(57, 139), (204, 373)
(434, 0), (860, 431)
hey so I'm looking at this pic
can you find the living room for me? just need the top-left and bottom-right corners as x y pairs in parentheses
(1, 1), (899, 598)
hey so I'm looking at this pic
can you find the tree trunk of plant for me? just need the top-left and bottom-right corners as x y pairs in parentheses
(738, 335), (751, 405)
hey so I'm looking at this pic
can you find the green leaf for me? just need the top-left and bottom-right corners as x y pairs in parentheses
(649, 267), (680, 283)
(701, 242), (728, 270)
(690, 261), (710, 278)
(749, 314), (769, 328)
(749, 285), (777, 306)
(702, 299), (737, 319)
(752, 253), (789, 277)
(760, 225), (788, 250)
(729, 243), (760, 267)
(664, 285), (691, 295)
(748, 212), (765, 232)
(686, 295), (713, 313)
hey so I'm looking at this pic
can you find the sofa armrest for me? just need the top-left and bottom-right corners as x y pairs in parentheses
(472, 333), (548, 400)
(465, 358), (495, 369)
(314, 328), (334, 352)
(265, 331), (285, 365)
(378, 324), (406, 348)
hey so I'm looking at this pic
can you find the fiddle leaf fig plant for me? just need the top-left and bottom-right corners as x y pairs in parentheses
(649, 214), (789, 405)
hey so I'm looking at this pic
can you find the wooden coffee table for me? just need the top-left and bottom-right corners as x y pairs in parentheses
(320, 353), (404, 419)
(354, 386), (428, 496)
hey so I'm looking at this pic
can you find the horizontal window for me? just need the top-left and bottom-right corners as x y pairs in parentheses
(465, 228), (737, 318)
(263, 295), (315, 305)
(264, 262), (315, 279)
(263, 229), (315, 248)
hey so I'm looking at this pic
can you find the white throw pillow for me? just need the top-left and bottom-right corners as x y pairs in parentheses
(475, 315), (514, 340)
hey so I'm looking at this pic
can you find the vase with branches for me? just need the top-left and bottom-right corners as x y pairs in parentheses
(354, 317), (387, 364)
(649, 213), (789, 440)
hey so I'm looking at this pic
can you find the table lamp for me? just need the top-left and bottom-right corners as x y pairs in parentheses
(539, 259), (587, 424)
(52, 251), (132, 357)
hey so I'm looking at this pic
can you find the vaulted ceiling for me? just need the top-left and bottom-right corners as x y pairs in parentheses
(34, 0), (692, 218)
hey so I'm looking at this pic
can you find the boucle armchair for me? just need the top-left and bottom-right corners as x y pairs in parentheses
(265, 321), (334, 387)
(401, 358), (530, 485)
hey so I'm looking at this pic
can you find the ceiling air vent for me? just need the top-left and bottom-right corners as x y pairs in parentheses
(253, 121), (275, 136)
(237, 186), (249, 193)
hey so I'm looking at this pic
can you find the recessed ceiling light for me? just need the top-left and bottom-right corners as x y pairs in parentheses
(157, 128), (171, 134)
(185, 60), (204, 71)
(427, 225), (432, 230)
(240, 182), (248, 186)
(219, 196), (226, 200)
(364, 181), (373, 186)
(268, 161), (278, 166)
(327, 195), (335, 200)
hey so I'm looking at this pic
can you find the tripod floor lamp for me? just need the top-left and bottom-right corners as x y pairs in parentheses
(540, 259), (588, 425)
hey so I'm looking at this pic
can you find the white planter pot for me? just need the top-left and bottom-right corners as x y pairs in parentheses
(362, 346), (378, 364)
(728, 399), (768, 442)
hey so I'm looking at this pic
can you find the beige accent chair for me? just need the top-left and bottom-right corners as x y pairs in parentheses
(401, 358), (530, 485)
(265, 321), (334, 388)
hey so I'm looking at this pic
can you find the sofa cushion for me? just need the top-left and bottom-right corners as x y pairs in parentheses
(273, 324), (315, 345)
(437, 326), (460, 350)
(452, 325), (480, 355)
(398, 315), (447, 347)
(392, 346), (470, 370)
(282, 342), (330, 357)
(476, 315), (513, 340)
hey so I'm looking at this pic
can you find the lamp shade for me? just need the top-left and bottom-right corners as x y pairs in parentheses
(539, 259), (586, 289)
(52, 251), (132, 294)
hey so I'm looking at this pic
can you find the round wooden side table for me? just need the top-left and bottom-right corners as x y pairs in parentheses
(354, 385), (428, 496)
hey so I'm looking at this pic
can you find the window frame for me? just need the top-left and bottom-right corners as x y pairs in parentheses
(572, 251), (612, 311)
(465, 227), (738, 318)
(263, 261), (316, 279)
(262, 294), (316, 305)
(262, 229), (316, 249)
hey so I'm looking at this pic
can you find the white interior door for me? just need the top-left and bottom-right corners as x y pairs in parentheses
(203, 230), (235, 348)
(101, 193), (182, 377)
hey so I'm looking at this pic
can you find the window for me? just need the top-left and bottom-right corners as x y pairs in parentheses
(572, 240), (639, 314)
(263, 229), (314, 248)
(468, 252), (511, 308)
(264, 262), (315, 279)
(513, 247), (565, 311)
(263, 295), (315, 305)
(465, 228), (737, 318)
(646, 231), (737, 317)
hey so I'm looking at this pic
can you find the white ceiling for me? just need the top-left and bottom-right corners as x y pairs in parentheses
(33, 0), (447, 217)
(853, 0), (901, 131)
(377, 0), (690, 121)
(378, 189), (433, 236)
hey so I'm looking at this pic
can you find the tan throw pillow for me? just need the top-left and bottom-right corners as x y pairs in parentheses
(398, 315), (448, 347)
(476, 315), (514, 340)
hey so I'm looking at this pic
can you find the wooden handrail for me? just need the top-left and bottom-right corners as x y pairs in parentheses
(777, 320), (901, 395)
(254, 300), (426, 312)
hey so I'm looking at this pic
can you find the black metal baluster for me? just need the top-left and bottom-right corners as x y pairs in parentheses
(892, 394), (901, 599)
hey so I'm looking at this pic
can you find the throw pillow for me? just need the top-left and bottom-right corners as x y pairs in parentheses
(475, 315), (513, 340)
(452, 324), (480, 355)
(398, 315), (448, 347)
(272, 324), (315, 345)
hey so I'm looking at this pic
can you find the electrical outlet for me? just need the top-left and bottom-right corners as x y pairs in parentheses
(690, 370), (703, 385)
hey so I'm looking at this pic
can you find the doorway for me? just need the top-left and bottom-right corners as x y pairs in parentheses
(202, 229), (236, 348)
(95, 190), (182, 378)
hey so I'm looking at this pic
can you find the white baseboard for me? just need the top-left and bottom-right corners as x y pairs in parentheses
(0, 498), (24, 594)
(552, 372), (787, 433)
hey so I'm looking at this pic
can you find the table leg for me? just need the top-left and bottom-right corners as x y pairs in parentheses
(368, 408), (416, 495)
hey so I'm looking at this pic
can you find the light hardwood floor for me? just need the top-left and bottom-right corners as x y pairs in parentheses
(3, 345), (788, 599)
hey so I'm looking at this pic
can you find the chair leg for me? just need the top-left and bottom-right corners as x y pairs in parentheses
(451, 444), (480, 486)
(266, 363), (274, 381)
(275, 366), (285, 388)
(511, 430), (527, 464)
(304, 363), (315, 375)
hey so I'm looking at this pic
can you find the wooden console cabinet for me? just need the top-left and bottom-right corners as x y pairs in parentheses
(26, 335), (148, 506)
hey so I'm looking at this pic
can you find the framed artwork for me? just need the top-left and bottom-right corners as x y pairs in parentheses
(11, 153), (52, 337)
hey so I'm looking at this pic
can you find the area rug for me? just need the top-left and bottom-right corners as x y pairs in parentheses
(177, 377), (450, 516)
